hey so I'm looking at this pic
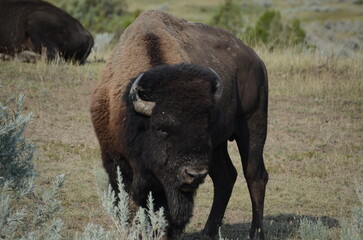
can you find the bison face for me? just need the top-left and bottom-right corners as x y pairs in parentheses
(124, 63), (221, 228)
(148, 109), (212, 193)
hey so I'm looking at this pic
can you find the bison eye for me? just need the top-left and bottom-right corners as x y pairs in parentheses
(156, 128), (168, 137)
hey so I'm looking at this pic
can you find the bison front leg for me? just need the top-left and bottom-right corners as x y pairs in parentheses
(101, 150), (134, 197)
(235, 112), (268, 240)
(203, 142), (237, 238)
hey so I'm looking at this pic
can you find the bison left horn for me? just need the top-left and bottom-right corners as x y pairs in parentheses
(129, 73), (156, 116)
(209, 67), (223, 101)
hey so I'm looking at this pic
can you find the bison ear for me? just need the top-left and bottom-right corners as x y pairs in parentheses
(129, 73), (156, 116)
(209, 68), (223, 101)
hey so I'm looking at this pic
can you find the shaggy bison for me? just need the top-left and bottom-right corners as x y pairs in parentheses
(0, 0), (93, 64)
(90, 10), (269, 239)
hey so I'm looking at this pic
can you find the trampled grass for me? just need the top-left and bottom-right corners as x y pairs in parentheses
(1, 45), (362, 239)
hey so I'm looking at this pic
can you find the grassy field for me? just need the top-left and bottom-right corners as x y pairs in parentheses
(1, 1), (363, 239)
(1, 46), (362, 239)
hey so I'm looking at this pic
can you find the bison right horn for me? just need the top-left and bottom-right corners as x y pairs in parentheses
(129, 73), (156, 116)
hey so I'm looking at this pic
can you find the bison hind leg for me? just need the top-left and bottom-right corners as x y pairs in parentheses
(235, 111), (268, 240)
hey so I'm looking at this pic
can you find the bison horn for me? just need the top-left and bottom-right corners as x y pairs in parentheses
(209, 67), (223, 100)
(129, 73), (156, 116)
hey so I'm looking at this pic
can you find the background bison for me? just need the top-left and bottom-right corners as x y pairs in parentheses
(90, 10), (268, 239)
(0, 0), (94, 64)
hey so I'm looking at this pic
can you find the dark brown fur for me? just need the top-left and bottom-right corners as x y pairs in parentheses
(90, 10), (269, 239)
(0, 0), (93, 64)
(144, 33), (165, 66)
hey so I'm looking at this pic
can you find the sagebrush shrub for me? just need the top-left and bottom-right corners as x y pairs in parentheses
(340, 184), (363, 240)
(298, 217), (329, 240)
(0, 95), (65, 238)
(0, 94), (35, 193)
(101, 167), (167, 240)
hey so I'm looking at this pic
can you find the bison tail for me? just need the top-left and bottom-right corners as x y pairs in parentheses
(78, 32), (94, 65)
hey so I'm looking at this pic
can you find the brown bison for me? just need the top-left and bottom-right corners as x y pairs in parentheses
(90, 10), (269, 239)
(0, 0), (93, 64)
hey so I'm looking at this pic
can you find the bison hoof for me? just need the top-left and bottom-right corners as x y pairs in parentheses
(249, 228), (265, 240)
(201, 227), (218, 239)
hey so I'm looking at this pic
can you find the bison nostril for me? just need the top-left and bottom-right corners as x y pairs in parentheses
(186, 170), (197, 178)
(185, 168), (208, 180)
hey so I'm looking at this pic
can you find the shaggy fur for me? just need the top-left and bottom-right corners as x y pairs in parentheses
(0, 0), (93, 64)
(90, 10), (269, 240)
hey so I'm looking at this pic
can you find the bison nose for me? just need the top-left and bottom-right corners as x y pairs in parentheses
(181, 166), (208, 185)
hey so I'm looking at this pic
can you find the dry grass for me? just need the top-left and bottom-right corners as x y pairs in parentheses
(1, 46), (362, 239)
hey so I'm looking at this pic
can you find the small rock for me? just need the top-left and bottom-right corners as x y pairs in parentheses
(15, 50), (40, 63)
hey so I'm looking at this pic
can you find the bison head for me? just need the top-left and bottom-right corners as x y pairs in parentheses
(124, 63), (222, 231)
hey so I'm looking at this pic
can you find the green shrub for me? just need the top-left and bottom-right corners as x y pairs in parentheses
(210, 0), (244, 36)
(252, 10), (306, 47)
(254, 10), (283, 44)
(288, 19), (306, 45)
(254, 10), (276, 43)
(53, 0), (138, 34)
(210, 0), (307, 48)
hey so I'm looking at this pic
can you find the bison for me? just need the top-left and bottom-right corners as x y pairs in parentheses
(0, 0), (94, 64)
(90, 10), (269, 239)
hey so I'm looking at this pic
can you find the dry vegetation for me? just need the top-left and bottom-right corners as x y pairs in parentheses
(1, 45), (362, 239)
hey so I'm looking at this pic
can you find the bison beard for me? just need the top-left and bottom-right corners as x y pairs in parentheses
(133, 142), (196, 233)
(165, 186), (194, 234)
